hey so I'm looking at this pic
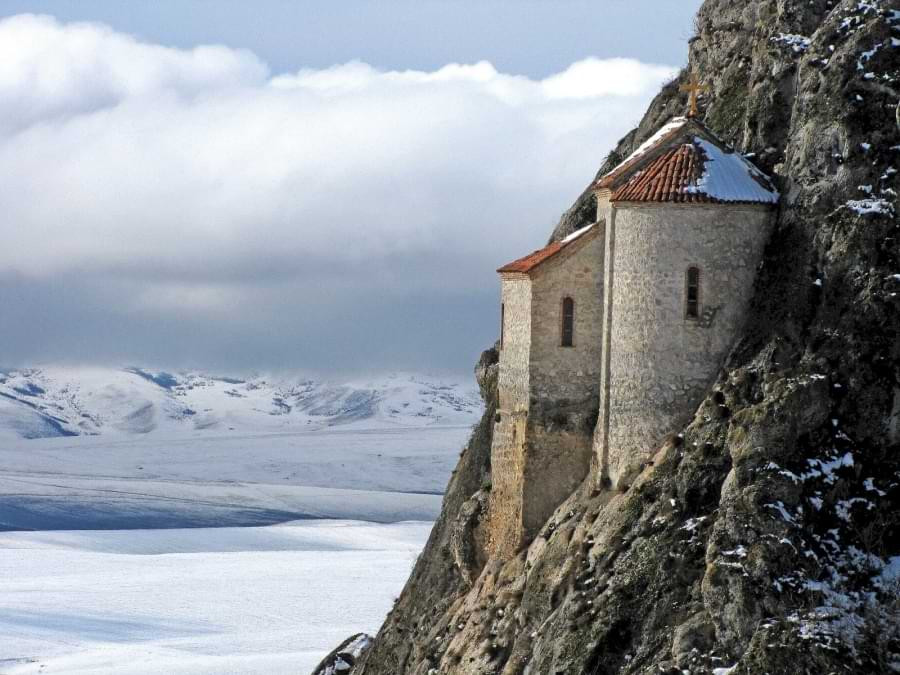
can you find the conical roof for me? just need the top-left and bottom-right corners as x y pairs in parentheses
(596, 118), (779, 205)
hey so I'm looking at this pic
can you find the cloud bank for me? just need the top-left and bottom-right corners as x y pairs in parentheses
(0, 14), (677, 373)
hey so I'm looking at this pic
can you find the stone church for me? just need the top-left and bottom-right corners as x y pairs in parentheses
(488, 112), (779, 557)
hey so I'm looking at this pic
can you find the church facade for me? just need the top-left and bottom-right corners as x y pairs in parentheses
(488, 116), (779, 558)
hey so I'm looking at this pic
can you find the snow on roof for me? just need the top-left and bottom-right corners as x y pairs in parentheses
(603, 116), (689, 180)
(497, 223), (596, 274)
(612, 142), (706, 203)
(611, 137), (778, 205)
(562, 223), (594, 244)
(597, 115), (779, 205)
(684, 138), (779, 204)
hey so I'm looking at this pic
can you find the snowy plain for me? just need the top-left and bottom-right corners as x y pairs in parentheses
(0, 520), (432, 674)
(0, 368), (481, 673)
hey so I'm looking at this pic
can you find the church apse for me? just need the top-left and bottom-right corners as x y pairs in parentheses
(596, 201), (773, 489)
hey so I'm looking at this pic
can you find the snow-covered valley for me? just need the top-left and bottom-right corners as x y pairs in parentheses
(0, 425), (471, 530)
(0, 367), (481, 673)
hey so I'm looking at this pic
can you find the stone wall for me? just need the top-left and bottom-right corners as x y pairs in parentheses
(528, 225), (605, 419)
(489, 228), (605, 557)
(497, 274), (531, 413)
(595, 202), (773, 488)
(521, 425), (592, 537)
(488, 274), (531, 557)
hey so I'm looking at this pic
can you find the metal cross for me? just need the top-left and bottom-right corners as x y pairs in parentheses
(679, 73), (709, 118)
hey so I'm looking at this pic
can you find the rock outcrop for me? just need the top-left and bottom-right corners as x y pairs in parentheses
(313, 634), (374, 674)
(347, 1), (900, 672)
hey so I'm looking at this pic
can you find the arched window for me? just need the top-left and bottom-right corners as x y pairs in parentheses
(686, 267), (701, 320)
(561, 297), (575, 347)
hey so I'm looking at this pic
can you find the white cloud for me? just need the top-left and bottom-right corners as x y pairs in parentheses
(0, 14), (676, 369)
(541, 57), (676, 99)
(0, 14), (267, 135)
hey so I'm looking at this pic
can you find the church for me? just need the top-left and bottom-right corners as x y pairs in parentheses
(488, 96), (780, 558)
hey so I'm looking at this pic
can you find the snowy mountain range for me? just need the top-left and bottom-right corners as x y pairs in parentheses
(0, 367), (482, 440)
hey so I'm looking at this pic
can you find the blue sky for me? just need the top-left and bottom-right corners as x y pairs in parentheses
(0, 2), (702, 375)
(0, 1), (701, 76)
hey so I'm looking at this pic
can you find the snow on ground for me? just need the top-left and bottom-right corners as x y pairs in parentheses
(0, 383), (479, 672)
(0, 425), (472, 529)
(0, 520), (431, 674)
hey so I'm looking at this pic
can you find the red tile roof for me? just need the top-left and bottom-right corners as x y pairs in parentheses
(497, 240), (564, 273)
(612, 143), (713, 203)
(497, 224), (595, 274)
(595, 118), (778, 205)
(597, 118), (691, 189)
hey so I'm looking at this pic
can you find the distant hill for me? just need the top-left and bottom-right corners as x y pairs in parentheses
(0, 367), (482, 440)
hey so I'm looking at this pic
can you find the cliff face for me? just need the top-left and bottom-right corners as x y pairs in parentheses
(348, 1), (900, 672)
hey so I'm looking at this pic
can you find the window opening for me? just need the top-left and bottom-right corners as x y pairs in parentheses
(561, 297), (575, 347)
(686, 267), (701, 320)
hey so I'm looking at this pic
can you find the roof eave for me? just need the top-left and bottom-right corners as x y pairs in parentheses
(610, 197), (779, 206)
(496, 224), (599, 276)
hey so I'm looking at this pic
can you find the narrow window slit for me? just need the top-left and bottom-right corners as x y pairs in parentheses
(686, 267), (701, 320)
(561, 297), (575, 347)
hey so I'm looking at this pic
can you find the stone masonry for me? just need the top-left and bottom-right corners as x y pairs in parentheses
(488, 118), (778, 558)
(594, 200), (773, 489)
(488, 226), (604, 557)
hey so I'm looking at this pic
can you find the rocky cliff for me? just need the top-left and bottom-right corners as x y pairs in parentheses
(336, 1), (900, 672)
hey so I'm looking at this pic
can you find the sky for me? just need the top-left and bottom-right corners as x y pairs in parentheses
(0, 2), (702, 375)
